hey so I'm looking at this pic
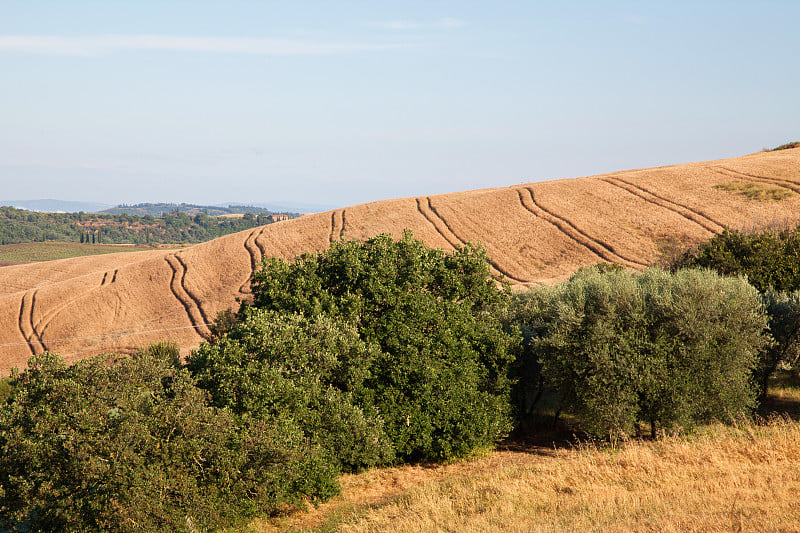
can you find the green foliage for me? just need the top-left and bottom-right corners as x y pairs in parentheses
(766, 141), (800, 151)
(673, 227), (800, 293)
(758, 290), (800, 398)
(189, 311), (394, 472)
(0, 205), (290, 245)
(0, 345), (338, 532)
(508, 267), (768, 437)
(195, 231), (519, 463)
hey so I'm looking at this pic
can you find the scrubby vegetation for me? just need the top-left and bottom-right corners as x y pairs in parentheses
(766, 141), (800, 151)
(2, 228), (800, 531)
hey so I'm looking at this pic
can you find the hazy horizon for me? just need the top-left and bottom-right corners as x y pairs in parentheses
(1, 1), (798, 207)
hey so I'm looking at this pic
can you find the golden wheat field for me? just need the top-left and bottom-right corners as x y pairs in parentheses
(1, 148), (799, 374)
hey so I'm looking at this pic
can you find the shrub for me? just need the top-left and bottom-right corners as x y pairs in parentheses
(0, 345), (338, 532)
(758, 289), (800, 398)
(196, 231), (519, 463)
(508, 267), (768, 437)
(673, 227), (800, 293)
(189, 311), (394, 471)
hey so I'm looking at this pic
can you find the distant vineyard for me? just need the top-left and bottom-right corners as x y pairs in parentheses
(0, 206), (297, 245)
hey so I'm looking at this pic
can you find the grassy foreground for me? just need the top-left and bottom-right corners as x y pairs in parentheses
(236, 387), (800, 532)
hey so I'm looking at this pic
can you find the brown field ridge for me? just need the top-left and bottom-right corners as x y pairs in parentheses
(1, 148), (799, 374)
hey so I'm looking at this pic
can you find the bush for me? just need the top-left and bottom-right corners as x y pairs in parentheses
(673, 227), (800, 293)
(189, 311), (394, 472)
(0, 345), (338, 532)
(194, 231), (519, 463)
(508, 267), (768, 437)
(758, 289), (800, 398)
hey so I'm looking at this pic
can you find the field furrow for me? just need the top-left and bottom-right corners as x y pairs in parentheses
(712, 166), (800, 194)
(165, 255), (211, 339)
(17, 293), (37, 356)
(416, 197), (460, 249)
(425, 196), (530, 283)
(239, 228), (263, 294)
(330, 210), (344, 243)
(601, 177), (723, 234)
(519, 187), (647, 268)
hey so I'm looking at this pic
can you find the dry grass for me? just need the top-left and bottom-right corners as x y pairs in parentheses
(244, 417), (800, 533)
(714, 181), (795, 202)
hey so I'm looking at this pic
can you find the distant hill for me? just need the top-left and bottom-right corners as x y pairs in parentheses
(0, 199), (112, 213)
(102, 203), (297, 217)
(218, 201), (339, 213)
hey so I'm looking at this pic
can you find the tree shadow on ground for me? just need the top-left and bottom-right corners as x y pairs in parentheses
(758, 372), (800, 420)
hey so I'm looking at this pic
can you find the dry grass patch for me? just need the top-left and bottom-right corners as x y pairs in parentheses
(714, 181), (795, 202)
(332, 419), (800, 532)
(246, 418), (800, 533)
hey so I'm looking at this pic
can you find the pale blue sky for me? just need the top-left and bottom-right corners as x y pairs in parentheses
(1, 1), (798, 208)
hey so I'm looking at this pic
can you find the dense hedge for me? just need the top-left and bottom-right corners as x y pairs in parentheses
(507, 267), (769, 437)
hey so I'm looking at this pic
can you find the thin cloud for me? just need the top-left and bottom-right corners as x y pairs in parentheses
(0, 35), (410, 56)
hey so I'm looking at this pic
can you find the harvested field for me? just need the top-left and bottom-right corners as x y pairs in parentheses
(1, 148), (799, 374)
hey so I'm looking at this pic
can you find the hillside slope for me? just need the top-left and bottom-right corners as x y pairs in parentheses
(1, 148), (799, 374)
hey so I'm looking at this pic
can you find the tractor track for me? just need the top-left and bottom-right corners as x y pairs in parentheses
(340, 209), (348, 240)
(239, 228), (263, 294)
(329, 210), (344, 243)
(600, 177), (724, 234)
(416, 196), (530, 283)
(517, 188), (647, 268)
(165, 254), (211, 340)
(711, 166), (800, 194)
(39, 270), (117, 338)
(17, 290), (46, 355)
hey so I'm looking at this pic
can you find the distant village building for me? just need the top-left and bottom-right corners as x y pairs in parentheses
(268, 214), (291, 222)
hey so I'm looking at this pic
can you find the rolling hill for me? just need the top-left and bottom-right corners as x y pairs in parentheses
(1, 148), (799, 375)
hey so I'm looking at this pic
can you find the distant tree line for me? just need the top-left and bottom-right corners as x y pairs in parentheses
(0, 206), (295, 245)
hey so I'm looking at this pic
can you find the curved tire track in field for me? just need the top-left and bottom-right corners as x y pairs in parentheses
(39, 270), (117, 338)
(340, 209), (348, 240)
(601, 177), (724, 234)
(416, 197), (460, 249)
(517, 188), (647, 268)
(329, 210), (344, 243)
(18, 290), (46, 355)
(417, 197), (530, 283)
(711, 166), (800, 194)
(238, 228), (264, 295)
(165, 254), (212, 340)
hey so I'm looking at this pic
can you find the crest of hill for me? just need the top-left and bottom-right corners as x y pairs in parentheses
(1, 148), (799, 374)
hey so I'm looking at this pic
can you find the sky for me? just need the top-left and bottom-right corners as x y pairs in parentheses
(0, 1), (798, 209)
